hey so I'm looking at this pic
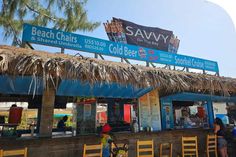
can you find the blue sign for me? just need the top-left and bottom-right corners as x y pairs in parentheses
(22, 24), (219, 72)
(160, 100), (174, 130)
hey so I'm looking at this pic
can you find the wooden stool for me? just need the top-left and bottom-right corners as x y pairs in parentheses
(0, 147), (27, 157)
(137, 140), (154, 157)
(83, 143), (103, 157)
(182, 136), (198, 157)
(160, 143), (172, 157)
(206, 134), (218, 157)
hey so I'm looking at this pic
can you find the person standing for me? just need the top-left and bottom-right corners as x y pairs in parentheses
(101, 123), (112, 157)
(8, 104), (23, 124)
(214, 118), (228, 157)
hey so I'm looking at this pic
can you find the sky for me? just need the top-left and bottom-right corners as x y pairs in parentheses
(0, 0), (236, 77)
(207, 0), (236, 30)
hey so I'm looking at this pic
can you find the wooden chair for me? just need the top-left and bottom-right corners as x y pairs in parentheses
(160, 143), (172, 157)
(111, 143), (128, 157)
(137, 140), (154, 157)
(83, 143), (103, 157)
(0, 147), (27, 157)
(206, 134), (218, 157)
(182, 136), (198, 157)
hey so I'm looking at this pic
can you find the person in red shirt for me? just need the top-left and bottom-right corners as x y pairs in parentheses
(101, 124), (113, 157)
(8, 104), (23, 124)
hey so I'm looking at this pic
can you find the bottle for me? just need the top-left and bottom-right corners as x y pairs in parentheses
(150, 127), (153, 132)
(146, 127), (150, 132)
(73, 130), (77, 136)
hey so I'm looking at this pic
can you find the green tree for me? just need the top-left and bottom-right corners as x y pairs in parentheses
(0, 0), (100, 46)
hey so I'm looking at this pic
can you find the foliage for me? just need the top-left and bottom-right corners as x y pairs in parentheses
(0, 0), (100, 46)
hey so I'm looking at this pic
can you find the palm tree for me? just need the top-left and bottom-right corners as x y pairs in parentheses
(0, 0), (100, 46)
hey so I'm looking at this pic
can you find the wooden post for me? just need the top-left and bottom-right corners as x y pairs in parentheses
(36, 107), (41, 133)
(186, 67), (189, 72)
(206, 101), (214, 128)
(39, 86), (55, 137)
(61, 48), (65, 54)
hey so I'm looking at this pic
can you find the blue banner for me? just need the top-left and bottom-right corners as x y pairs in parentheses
(22, 24), (219, 72)
(161, 100), (174, 130)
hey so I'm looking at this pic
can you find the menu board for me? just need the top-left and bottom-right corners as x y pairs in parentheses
(139, 94), (150, 128)
(139, 89), (161, 131)
(149, 90), (161, 131)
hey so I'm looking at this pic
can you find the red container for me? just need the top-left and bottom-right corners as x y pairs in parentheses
(8, 107), (23, 124)
(197, 107), (205, 118)
(124, 104), (131, 123)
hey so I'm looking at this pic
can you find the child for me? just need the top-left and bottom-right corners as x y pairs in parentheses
(101, 123), (112, 157)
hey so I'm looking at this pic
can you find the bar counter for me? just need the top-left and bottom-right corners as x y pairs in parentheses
(0, 128), (235, 157)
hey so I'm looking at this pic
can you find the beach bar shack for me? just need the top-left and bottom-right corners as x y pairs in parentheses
(0, 24), (235, 157)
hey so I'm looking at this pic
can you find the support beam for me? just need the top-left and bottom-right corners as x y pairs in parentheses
(186, 67), (189, 72)
(39, 87), (56, 137)
(123, 58), (130, 64)
(164, 65), (171, 70)
(61, 48), (65, 54)
(207, 101), (214, 128)
(36, 107), (41, 133)
(150, 63), (156, 67)
(98, 54), (104, 60)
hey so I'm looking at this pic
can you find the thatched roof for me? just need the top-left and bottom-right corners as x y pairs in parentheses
(0, 45), (236, 97)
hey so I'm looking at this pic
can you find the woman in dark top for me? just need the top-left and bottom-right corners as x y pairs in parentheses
(214, 118), (228, 157)
(57, 115), (68, 132)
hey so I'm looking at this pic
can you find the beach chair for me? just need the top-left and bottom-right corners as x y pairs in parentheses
(160, 142), (172, 157)
(83, 143), (103, 157)
(182, 136), (198, 157)
(0, 147), (27, 157)
(206, 134), (218, 157)
(137, 140), (154, 157)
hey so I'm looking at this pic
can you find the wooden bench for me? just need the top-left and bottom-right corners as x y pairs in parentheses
(0, 147), (27, 157)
